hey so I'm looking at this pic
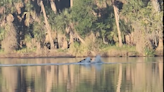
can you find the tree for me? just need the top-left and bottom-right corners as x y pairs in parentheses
(151, 0), (160, 13)
(150, 0), (163, 54)
(70, 0), (73, 8)
(113, 0), (123, 47)
(40, 0), (54, 49)
(2, 14), (18, 52)
(120, 0), (163, 56)
(71, 0), (96, 38)
(50, 0), (57, 13)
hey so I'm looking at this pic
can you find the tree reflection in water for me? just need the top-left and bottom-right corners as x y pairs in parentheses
(0, 57), (163, 92)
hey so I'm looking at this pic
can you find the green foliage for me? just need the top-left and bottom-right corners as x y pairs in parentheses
(0, 0), (21, 14)
(17, 47), (36, 53)
(69, 42), (89, 56)
(0, 0), (162, 56)
(121, 0), (162, 33)
(121, 0), (146, 26)
(71, 0), (97, 37)
(121, 0), (163, 54)
(70, 42), (82, 56)
(32, 22), (45, 42)
(25, 0), (33, 11)
(52, 9), (71, 33)
(0, 0), (21, 5)
(101, 45), (136, 52)
(0, 28), (5, 41)
(94, 5), (116, 44)
(144, 48), (155, 56)
(24, 34), (31, 43)
(0, 49), (4, 53)
(0, 0), (12, 5)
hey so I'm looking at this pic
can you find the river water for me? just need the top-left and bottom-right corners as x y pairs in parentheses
(0, 57), (163, 92)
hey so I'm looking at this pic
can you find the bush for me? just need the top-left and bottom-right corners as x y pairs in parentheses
(144, 48), (155, 56)
(2, 20), (18, 53)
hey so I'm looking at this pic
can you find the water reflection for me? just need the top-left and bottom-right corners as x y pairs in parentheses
(0, 57), (163, 92)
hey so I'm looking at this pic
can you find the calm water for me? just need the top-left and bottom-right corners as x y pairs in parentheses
(0, 57), (163, 92)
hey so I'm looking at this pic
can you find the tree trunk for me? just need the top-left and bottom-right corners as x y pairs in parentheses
(40, 1), (54, 49)
(70, 0), (73, 8)
(151, 0), (160, 13)
(70, 23), (86, 45)
(69, 31), (74, 45)
(156, 38), (163, 56)
(57, 33), (68, 49)
(76, 33), (86, 44)
(50, 0), (57, 13)
(113, 5), (123, 47)
(102, 36), (108, 44)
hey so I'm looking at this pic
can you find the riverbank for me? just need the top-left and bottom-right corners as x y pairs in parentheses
(0, 49), (163, 58)
(0, 50), (75, 58)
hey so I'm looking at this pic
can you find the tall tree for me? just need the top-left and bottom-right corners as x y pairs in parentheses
(40, 0), (54, 49)
(151, 0), (163, 54)
(113, 0), (123, 47)
(151, 0), (160, 13)
(70, 0), (73, 8)
(2, 14), (18, 52)
(50, 0), (57, 13)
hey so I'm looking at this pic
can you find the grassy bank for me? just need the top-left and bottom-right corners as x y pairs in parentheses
(99, 45), (137, 57)
(0, 45), (162, 58)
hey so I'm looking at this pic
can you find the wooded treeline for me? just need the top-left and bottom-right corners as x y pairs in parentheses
(0, 0), (163, 56)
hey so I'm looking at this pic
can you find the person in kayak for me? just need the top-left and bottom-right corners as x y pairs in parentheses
(78, 57), (91, 63)
(78, 55), (103, 64)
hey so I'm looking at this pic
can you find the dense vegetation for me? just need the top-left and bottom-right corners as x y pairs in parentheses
(0, 0), (163, 57)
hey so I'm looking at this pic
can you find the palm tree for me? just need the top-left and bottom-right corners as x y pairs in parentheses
(112, 0), (123, 47)
(40, 0), (55, 49)
(50, 0), (57, 13)
(70, 0), (73, 8)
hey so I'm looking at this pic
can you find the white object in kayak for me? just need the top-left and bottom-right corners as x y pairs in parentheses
(92, 55), (103, 63)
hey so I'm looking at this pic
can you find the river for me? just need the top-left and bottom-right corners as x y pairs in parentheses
(0, 57), (163, 92)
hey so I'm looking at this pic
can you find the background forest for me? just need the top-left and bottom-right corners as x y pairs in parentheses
(0, 0), (163, 57)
